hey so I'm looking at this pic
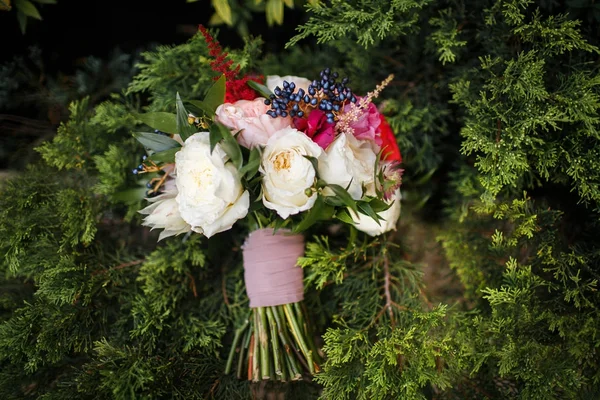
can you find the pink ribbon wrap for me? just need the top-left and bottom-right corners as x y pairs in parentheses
(242, 228), (305, 308)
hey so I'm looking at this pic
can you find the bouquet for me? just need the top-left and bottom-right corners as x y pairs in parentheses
(131, 26), (403, 382)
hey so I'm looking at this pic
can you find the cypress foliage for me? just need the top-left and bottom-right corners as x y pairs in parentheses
(2, 1), (600, 399)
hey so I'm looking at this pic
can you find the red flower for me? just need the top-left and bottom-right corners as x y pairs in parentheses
(378, 114), (402, 163)
(225, 75), (263, 103)
(293, 110), (336, 149)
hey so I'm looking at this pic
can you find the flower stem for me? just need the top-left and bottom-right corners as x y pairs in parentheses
(272, 305), (303, 379)
(265, 307), (282, 376)
(284, 303), (315, 375)
(252, 311), (259, 381)
(237, 324), (252, 379)
(225, 318), (249, 375)
(257, 307), (271, 380)
(295, 301), (322, 369)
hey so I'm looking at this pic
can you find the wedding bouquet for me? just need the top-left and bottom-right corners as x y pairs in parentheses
(131, 26), (403, 382)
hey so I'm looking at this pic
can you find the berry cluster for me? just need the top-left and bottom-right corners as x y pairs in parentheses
(131, 155), (147, 175)
(265, 68), (356, 124)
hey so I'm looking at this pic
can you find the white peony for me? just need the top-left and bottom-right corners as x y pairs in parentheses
(318, 132), (378, 200)
(139, 189), (191, 241)
(260, 128), (323, 219)
(266, 75), (312, 94)
(350, 189), (402, 236)
(175, 132), (249, 238)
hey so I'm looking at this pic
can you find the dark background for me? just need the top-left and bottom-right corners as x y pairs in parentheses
(0, 0), (308, 170)
(1, 0), (305, 69)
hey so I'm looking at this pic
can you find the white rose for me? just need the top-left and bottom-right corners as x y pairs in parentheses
(175, 132), (250, 238)
(266, 75), (312, 94)
(318, 132), (378, 200)
(261, 128), (323, 219)
(139, 190), (191, 241)
(350, 189), (402, 236)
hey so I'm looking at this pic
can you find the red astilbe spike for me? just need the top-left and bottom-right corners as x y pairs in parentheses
(198, 24), (240, 81)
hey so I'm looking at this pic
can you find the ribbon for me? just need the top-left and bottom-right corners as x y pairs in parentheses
(242, 228), (305, 308)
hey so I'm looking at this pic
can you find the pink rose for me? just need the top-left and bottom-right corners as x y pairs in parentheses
(343, 101), (382, 146)
(215, 98), (292, 148)
(293, 110), (336, 149)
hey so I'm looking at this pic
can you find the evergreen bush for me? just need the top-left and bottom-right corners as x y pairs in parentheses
(1, 0), (600, 398)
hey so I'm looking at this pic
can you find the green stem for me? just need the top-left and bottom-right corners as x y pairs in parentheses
(272, 305), (304, 378)
(252, 310), (259, 381)
(284, 303), (315, 375)
(296, 302), (322, 365)
(225, 318), (249, 375)
(257, 307), (271, 380)
(266, 307), (282, 376)
(237, 322), (252, 379)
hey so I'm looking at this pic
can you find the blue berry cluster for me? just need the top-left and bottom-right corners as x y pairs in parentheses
(265, 67), (356, 124)
(131, 155), (147, 175)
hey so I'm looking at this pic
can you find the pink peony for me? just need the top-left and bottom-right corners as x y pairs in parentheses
(293, 110), (336, 149)
(215, 98), (292, 148)
(343, 101), (383, 146)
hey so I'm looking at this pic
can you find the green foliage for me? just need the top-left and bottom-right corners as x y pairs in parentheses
(288, 0), (432, 48)
(4, 1), (600, 399)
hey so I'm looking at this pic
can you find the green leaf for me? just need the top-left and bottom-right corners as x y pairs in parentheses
(293, 196), (334, 233)
(203, 75), (226, 115)
(357, 202), (382, 224)
(176, 92), (197, 142)
(112, 187), (148, 204)
(134, 112), (177, 134)
(367, 198), (392, 213)
(266, 0), (283, 26)
(210, 123), (243, 170)
(335, 209), (355, 225)
(133, 132), (181, 153)
(209, 123), (224, 153)
(15, 0), (41, 19)
(0, 0), (12, 11)
(149, 147), (180, 164)
(212, 0), (233, 26)
(187, 100), (212, 117)
(327, 184), (359, 213)
(16, 10), (27, 33)
(239, 147), (261, 180)
(247, 80), (273, 98)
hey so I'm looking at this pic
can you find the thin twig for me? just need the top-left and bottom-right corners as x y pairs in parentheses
(383, 247), (396, 328)
(91, 259), (144, 276)
(186, 272), (198, 298)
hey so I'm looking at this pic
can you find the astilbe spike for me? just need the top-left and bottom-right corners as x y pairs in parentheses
(198, 25), (240, 81)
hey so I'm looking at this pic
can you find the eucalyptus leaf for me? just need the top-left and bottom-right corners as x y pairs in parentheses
(134, 112), (177, 134)
(133, 132), (181, 153)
